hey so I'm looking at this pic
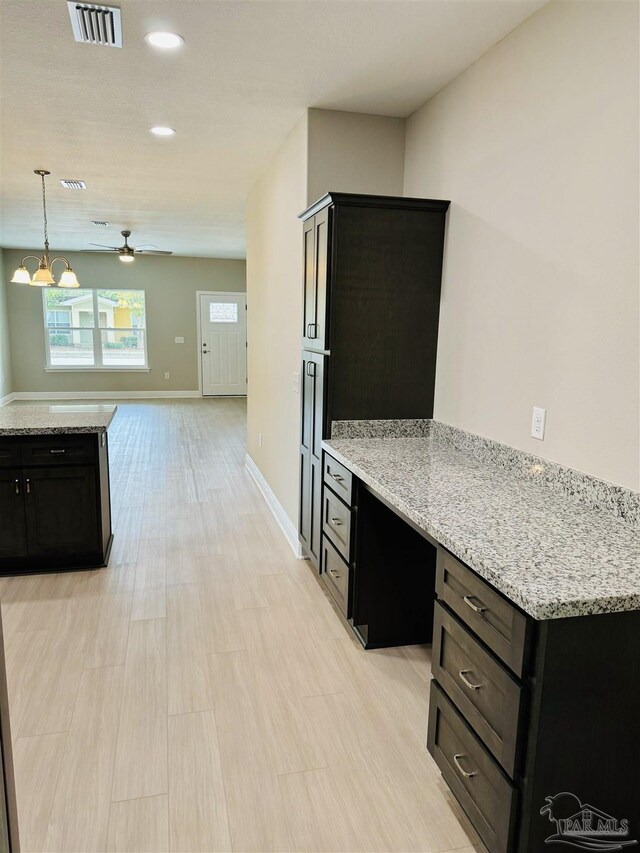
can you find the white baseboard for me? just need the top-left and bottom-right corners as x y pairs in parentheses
(10, 390), (201, 400)
(0, 392), (15, 407)
(245, 453), (304, 559)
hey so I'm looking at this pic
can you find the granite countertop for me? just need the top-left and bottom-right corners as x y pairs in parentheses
(0, 404), (117, 435)
(323, 429), (640, 621)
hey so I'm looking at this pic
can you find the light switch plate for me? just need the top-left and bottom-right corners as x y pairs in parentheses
(531, 406), (546, 440)
(292, 372), (300, 393)
(174, 336), (185, 344)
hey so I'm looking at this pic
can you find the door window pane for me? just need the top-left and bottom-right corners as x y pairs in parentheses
(209, 302), (238, 323)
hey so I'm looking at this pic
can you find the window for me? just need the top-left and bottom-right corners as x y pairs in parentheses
(43, 289), (148, 369)
(209, 302), (238, 323)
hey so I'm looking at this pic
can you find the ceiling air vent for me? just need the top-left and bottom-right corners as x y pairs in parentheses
(92, 220), (109, 226)
(67, 3), (122, 47)
(60, 179), (87, 190)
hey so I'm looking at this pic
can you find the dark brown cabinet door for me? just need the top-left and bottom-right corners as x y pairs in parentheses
(24, 466), (99, 557)
(302, 208), (330, 351)
(0, 469), (28, 559)
(299, 351), (325, 569)
(302, 217), (316, 349)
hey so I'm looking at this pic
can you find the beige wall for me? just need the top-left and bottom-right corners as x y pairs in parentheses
(0, 249), (14, 399)
(404, 0), (640, 490)
(246, 113), (309, 524)
(2, 250), (245, 394)
(246, 108), (407, 526)
(307, 108), (405, 204)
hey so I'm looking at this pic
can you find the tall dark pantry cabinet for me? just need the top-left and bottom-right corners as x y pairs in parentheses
(298, 192), (450, 571)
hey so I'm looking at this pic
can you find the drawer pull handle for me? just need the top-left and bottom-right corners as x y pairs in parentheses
(25, 478), (31, 495)
(307, 323), (317, 338)
(50, 449), (66, 454)
(453, 753), (477, 779)
(331, 473), (344, 482)
(463, 595), (487, 615)
(330, 517), (343, 526)
(14, 479), (19, 495)
(458, 670), (483, 691)
(329, 569), (341, 579)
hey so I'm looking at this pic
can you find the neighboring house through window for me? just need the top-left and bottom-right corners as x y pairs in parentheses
(43, 289), (148, 369)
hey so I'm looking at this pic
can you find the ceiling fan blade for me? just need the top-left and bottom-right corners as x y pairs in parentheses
(134, 244), (158, 249)
(136, 250), (173, 255)
(89, 243), (120, 250)
(81, 249), (120, 253)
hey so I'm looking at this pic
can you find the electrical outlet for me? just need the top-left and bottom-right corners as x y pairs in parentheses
(258, 433), (263, 448)
(164, 372), (170, 380)
(292, 372), (300, 393)
(174, 336), (184, 344)
(531, 406), (546, 440)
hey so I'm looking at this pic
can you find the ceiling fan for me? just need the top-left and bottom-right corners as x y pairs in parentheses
(82, 230), (173, 263)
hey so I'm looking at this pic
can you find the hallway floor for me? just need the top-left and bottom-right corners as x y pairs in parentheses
(0, 399), (480, 853)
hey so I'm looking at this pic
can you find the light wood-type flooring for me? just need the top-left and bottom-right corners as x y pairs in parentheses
(0, 399), (481, 853)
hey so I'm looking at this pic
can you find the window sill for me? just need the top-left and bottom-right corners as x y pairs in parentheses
(44, 367), (151, 373)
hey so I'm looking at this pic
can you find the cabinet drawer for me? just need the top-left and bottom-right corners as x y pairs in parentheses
(432, 602), (523, 778)
(427, 681), (517, 853)
(22, 435), (96, 467)
(322, 486), (351, 561)
(321, 536), (350, 616)
(323, 453), (353, 507)
(0, 443), (20, 469)
(436, 548), (530, 678)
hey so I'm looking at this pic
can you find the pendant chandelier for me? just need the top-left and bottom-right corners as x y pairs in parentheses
(10, 170), (80, 288)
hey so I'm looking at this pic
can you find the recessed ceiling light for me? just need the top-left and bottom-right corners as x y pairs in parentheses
(150, 126), (175, 137)
(60, 179), (87, 189)
(145, 31), (183, 49)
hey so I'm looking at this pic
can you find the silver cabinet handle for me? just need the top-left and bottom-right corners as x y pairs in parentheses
(306, 362), (316, 377)
(25, 478), (31, 495)
(306, 323), (317, 338)
(453, 753), (477, 779)
(329, 569), (341, 579)
(458, 669), (483, 690)
(331, 473), (344, 482)
(463, 595), (487, 615)
(49, 448), (66, 454)
(330, 517), (343, 526)
(14, 479), (19, 495)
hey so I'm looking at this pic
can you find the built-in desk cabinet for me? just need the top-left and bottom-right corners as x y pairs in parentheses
(0, 433), (112, 574)
(318, 459), (640, 853)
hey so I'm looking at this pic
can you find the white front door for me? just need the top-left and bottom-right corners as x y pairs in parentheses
(199, 292), (247, 396)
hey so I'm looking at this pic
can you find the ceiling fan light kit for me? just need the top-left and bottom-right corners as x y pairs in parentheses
(83, 229), (173, 260)
(10, 170), (80, 288)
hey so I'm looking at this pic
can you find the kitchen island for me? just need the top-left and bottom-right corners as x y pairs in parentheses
(320, 419), (640, 853)
(0, 404), (116, 575)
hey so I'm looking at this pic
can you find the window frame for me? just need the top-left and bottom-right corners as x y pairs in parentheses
(43, 289), (150, 372)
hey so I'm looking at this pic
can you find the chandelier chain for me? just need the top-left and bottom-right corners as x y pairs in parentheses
(41, 172), (49, 249)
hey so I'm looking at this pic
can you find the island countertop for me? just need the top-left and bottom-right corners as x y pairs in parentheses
(323, 429), (640, 621)
(0, 404), (117, 435)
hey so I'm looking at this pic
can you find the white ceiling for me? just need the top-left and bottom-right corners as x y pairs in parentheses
(0, 0), (546, 259)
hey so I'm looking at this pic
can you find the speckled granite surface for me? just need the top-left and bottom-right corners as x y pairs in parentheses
(323, 431), (640, 620)
(332, 419), (433, 439)
(0, 404), (117, 435)
(332, 419), (640, 527)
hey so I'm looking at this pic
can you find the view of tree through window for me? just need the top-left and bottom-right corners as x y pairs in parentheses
(43, 289), (147, 368)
